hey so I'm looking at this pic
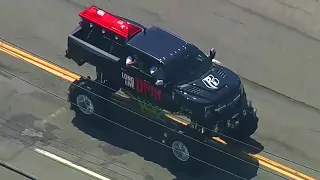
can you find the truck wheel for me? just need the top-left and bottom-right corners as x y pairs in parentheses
(233, 114), (258, 140)
(65, 49), (71, 59)
(242, 115), (258, 137)
(75, 94), (95, 115)
(165, 132), (207, 174)
(171, 140), (191, 162)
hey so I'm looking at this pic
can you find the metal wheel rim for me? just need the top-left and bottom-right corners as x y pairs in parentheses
(172, 141), (190, 162)
(76, 94), (94, 115)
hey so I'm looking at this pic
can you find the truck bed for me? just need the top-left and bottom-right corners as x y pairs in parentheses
(66, 26), (120, 66)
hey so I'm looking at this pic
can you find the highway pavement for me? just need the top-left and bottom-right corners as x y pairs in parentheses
(0, 165), (31, 180)
(0, 0), (319, 180)
(0, 136), (102, 180)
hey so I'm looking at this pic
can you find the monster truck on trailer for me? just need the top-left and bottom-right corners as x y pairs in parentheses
(65, 5), (258, 166)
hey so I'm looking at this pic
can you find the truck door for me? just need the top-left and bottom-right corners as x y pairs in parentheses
(119, 51), (151, 96)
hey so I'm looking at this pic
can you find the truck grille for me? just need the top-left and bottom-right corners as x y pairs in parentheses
(185, 86), (202, 94)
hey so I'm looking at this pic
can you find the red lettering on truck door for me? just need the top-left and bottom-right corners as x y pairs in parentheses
(135, 77), (161, 101)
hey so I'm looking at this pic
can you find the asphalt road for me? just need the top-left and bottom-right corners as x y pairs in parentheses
(0, 137), (100, 180)
(0, 0), (319, 180)
(0, 165), (30, 180)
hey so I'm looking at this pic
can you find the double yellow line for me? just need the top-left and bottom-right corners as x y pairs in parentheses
(0, 40), (317, 180)
(212, 137), (317, 180)
(0, 41), (80, 81)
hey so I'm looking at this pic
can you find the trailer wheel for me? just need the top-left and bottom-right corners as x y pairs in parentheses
(76, 94), (95, 115)
(69, 79), (104, 118)
(171, 141), (190, 162)
(165, 131), (207, 174)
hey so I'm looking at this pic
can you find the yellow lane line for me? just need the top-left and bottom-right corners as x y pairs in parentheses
(0, 40), (318, 180)
(0, 42), (80, 81)
(253, 154), (316, 180)
(212, 137), (317, 180)
(0, 47), (77, 82)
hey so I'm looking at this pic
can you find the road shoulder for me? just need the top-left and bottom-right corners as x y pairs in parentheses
(0, 135), (103, 180)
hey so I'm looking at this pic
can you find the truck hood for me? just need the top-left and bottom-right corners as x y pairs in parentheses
(174, 65), (241, 106)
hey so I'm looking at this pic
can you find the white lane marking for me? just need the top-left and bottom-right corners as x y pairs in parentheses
(34, 148), (111, 180)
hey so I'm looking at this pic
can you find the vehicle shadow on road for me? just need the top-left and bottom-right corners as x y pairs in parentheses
(72, 104), (262, 180)
(222, 137), (265, 155)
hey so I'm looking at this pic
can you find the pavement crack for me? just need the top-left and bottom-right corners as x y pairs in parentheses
(273, 0), (312, 15)
(224, 0), (320, 42)
(1, 147), (24, 162)
(212, 12), (244, 25)
(144, 174), (155, 180)
(138, 8), (163, 23)
(306, 128), (320, 133)
(241, 76), (320, 113)
(60, 0), (87, 9)
(257, 135), (313, 162)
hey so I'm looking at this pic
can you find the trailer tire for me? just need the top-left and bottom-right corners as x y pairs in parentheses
(165, 131), (207, 174)
(69, 79), (105, 119)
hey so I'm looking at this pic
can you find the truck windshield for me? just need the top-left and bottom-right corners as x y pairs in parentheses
(166, 44), (213, 84)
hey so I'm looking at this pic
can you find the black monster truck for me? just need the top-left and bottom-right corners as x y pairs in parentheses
(65, 5), (258, 167)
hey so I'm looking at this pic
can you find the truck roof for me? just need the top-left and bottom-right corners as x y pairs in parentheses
(127, 26), (189, 65)
(79, 5), (143, 39)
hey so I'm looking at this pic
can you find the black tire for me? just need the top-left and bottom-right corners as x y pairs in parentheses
(65, 49), (71, 59)
(230, 111), (259, 141)
(68, 79), (105, 119)
(165, 131), (207, 174)
(239, 115), (258, 137)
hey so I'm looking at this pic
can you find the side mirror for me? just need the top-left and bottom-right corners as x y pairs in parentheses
(209, 48), (216, 59)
